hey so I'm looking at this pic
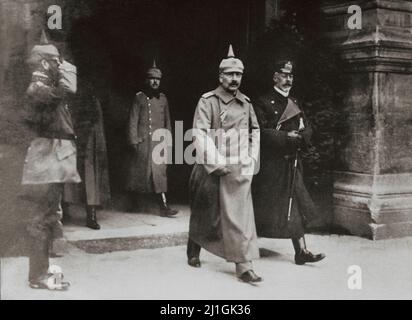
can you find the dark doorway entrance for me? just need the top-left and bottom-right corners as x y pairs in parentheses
(66, 0), (265, 203)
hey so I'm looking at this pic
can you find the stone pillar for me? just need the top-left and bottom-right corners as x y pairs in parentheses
(322, 0), (412, 239)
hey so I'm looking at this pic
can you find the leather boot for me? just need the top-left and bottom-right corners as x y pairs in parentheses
(86, 206), (101, 230)
(61, 201), (71, 223)
(295, 250), (326, 265)
(187, 238), (201, 268)
(292, 237), (325, 265)
(238, 270), (263, 283)
(159, 193), (178, 217)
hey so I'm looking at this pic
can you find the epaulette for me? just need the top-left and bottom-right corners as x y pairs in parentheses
(136, 91), (144, 97)
(201, 91), (215, 99)
(244, 95), (251, 102)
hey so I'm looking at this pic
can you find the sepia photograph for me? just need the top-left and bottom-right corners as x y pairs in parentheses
(1, 0), (412, 304)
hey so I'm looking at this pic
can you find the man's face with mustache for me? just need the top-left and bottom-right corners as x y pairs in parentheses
(274, 72), (294, 94)
(146, 77), (161, 90)
(219, 71), (243, 94)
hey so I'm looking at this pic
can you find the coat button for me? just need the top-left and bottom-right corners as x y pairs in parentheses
(271, 100), (275, 104)
(275, 111), (278, 114)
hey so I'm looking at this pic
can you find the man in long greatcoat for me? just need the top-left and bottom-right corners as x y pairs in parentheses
(20, 31), (79, 289)
(126, 61), (177, 217)
(187, 45), (262, 283)
(62, 79), (111, 230)
(252, 60), (325, 265)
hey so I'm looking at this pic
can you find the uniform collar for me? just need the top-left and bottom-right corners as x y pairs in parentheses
(274, 86), (290, 97)
(214, 86), (247, 104)
(143, 88), (161, 99)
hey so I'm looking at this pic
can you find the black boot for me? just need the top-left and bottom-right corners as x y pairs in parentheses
(61, 201), (71, 224)
(159, 193), (178, 218)
(86, 206), (101, 230)
(292, 237), (325, 265)
(187, 238), (201, 268)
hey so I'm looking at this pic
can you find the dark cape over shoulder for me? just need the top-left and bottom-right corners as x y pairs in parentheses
(252, 89), (317, 239)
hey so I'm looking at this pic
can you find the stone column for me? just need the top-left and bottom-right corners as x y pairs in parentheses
(322, 0), (412, 239)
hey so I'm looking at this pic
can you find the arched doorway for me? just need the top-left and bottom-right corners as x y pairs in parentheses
(66, 0), (265, 205)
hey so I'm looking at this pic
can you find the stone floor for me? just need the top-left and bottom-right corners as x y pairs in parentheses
(2, 205), (412, 300)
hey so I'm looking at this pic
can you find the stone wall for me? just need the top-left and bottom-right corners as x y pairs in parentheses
(322, 0), (412, 239)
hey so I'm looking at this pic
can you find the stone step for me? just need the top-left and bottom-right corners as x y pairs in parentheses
(61, 204), (190, 254)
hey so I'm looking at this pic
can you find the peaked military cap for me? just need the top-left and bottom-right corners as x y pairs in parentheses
(274, 60), (294, 74)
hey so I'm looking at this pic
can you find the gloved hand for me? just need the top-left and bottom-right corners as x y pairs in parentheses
(212, 166), (231, 177)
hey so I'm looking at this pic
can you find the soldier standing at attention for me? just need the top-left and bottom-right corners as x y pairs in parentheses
(126, 61), (178, 217)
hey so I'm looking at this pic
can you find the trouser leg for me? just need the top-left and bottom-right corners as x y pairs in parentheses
(23, 184), (63, 281)
(186, 238), (201, 259)
(29, 237), (50, 281)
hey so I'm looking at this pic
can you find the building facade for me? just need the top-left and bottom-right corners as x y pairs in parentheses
(1, 0), (412, 247)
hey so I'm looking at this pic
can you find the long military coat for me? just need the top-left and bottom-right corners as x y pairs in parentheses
(252, 89), (317, 239)
(189, 86), (260, 263)
(126, 91), (172, 193)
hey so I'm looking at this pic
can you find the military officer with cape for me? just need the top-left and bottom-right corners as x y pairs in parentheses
(187, 45), (262, 283)
(252, 60), (325, 265)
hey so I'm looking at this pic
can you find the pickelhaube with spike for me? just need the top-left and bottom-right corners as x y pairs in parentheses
(27, 30), (60, 65)
(146, 59), (162, 79)
(219, 44), (244, 74)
